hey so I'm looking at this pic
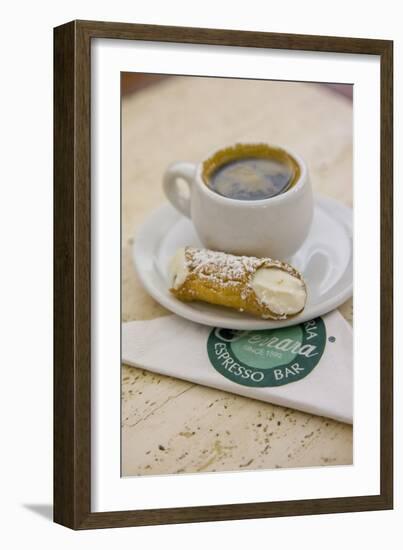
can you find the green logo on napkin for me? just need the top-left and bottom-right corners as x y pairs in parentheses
(207, 318), (326, 387)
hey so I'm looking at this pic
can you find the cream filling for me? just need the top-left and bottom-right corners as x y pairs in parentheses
(169, 248), (189, 289)
(251, 267), (306, 315)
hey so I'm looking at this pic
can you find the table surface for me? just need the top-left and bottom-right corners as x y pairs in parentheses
(121, 76), (353, 477)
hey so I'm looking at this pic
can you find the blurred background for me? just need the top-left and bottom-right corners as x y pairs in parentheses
(121, 73), (353, 101)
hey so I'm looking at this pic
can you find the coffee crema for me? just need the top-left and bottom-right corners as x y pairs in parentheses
(209, 157), (293, 200)
(202, 143), (300, 202)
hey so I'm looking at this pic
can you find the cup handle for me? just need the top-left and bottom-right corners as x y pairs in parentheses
(163, 162), (196, 218)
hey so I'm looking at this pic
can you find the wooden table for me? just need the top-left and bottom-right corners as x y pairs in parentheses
(121, 76), (353, 476)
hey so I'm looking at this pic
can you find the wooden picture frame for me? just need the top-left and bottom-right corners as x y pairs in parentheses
(54, 19), (393, 529)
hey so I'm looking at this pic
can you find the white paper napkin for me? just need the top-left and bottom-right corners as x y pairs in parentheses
(122, 310), (353, 424)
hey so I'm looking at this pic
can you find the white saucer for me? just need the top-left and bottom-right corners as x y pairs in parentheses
(133, 195), (353, 329)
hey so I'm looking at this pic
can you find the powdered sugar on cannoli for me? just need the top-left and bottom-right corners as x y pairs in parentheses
(169, 247), (307, 320)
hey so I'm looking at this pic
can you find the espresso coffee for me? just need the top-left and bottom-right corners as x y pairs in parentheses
(208, 157), (294, 201)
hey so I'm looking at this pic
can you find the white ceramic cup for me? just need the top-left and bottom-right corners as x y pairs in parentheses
(163, 143), (313, 259)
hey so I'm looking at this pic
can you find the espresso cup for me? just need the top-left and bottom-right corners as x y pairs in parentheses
(163, 143), (313, 259)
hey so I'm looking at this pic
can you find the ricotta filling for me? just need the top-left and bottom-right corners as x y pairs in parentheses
(251, 267), (306, 315)
(169, 248), (189, 289)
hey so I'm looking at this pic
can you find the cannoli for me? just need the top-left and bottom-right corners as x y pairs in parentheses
(169, 247), (307, 320)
